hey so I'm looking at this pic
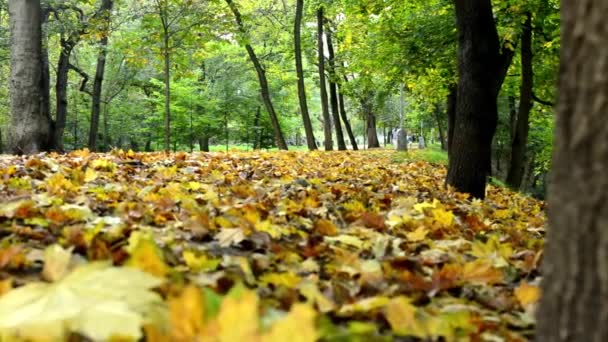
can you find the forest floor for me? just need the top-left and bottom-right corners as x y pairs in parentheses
(0, 149), (545, 341)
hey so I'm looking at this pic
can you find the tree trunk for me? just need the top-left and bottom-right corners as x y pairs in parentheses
(8, 0), (50, 154)
(163, 29), (171, 153)
(225, 0), (288, 150)
(317, 7), (333, 151)
(253, 106), (261, 150)
(326, 25), (346, 150)
(446, 0), (514, 199)
(338, 84), (358, 150)
(40, 10), (52, 141)
(362, 94), (380, 148)
(508, 95), (517, 141)
(199, 136), (210, 152)
(88, 0), (113, 151)
(294, 0), (316, 150)
(537, 1), (608, 340)
(506, 13), (533, 190)
(434, 104), (447, 150)
(446, 84), (457, 156)
(53, 37), (76, 152)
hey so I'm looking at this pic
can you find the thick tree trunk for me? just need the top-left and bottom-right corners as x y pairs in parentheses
(362, 94), (380, 148)
(506, 13), (533, 190)
(446, 0), (514, 199)
(326, 25), (346, 150)
(8, 0), (50, 154)
(40, 10), (51, 139)
(338, 84), (358, 150)
(88, 0), (113, 151)
(317, 8), (333, 151)
(537, 1), (608, 341)
(294, 0), (316, 150)
(199, 136), (210, 152)
(225, 0), (288, 150)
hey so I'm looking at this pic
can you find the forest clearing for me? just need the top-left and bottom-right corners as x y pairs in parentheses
(0, 149), (545, 340)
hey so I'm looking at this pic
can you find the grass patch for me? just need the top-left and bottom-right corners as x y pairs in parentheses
(392, 145), (448, 165)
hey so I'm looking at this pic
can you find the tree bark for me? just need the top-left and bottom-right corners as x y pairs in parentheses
(8, 0), (51, 154)
(326, 25), (346, 150)
(446, 84), (457, 156)
(199, 136), (210, 152)
(40, 10), (51, 138)
(537, 1), (608, 341)
(88, 0), (113, 151)
(225, 0), (288, 150)
(362, 94), (380, 148)
(53, 36), (76, 152)
(338, 84), (358, 150)
(317, 7), (332, 151)
(434, 104), (447, 151)
(252, 106), (261, 150)
(506, 13), (533, 190)
(162, 28), (171, 153)
(446, 0), (514, 199)
(294, 0), (316, 150)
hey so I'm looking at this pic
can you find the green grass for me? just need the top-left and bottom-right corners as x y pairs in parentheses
(391, 144), (449, 165)
(207, 145), (310, 152)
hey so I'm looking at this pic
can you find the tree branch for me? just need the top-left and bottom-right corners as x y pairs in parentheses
(68, 64), (92, 96)
(532, 92), (555, 107)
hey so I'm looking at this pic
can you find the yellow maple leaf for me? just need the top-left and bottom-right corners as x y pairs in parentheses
(298, 281), (336, 313)
(338, 296), (390, 316)
(182, 251), (221, 272)
(385, 296), (427, 338)
(262, 304), (317, 342)
(126, 232), (168, 277)
(461, 260), (504, 285)
(260, 272), (301, 288)
(514, 283), (541, 308)
(84, 168), (98, 182)
(406, 227), (429, 242)
(469, 235), (513, 267)
(168, 285), (205, 341)
(432, 208), (454, 226)
(215, 286), (260, 342)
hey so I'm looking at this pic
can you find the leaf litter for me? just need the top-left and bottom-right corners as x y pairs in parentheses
(0, 149), (545, 341)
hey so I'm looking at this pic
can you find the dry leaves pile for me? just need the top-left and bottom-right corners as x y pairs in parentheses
(0, 149), (545, 341)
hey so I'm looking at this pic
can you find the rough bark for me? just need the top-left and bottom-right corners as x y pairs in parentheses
(294, 0), (316, 150)
(338, 84), (358, 150)
(8, 0), (51, 154)
(225, 0), (288, 150)
(317, 7), (332, 151)
(88, 0), (113, 151)
(506, 13), (533, 190)
(362, 94), (380, 148)
(326, 25), (346, 150)
(40, 10), (51, 136)
(536, 1), (608, 340)
(446, 0), (514, 199)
